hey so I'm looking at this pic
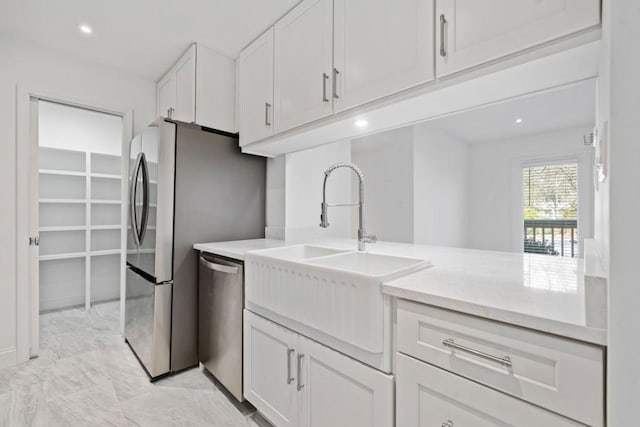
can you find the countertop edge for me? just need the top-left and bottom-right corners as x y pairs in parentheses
(193, 244), (245, 261)
(382, 283), (608, 347)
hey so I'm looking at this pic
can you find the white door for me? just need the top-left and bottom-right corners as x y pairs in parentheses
(396, 353), (583, 427)
(435, 0), (600, 76)
(28, 98), (40, 358)
(333, 0), (435, 113)
(244, 310), (299, 427)
(238, 28), (275, 146)
(298, 335), (394, 427)
(175, 45), (197, 123)
(274, 0), (333, 133)
(157, 72), (176, 119)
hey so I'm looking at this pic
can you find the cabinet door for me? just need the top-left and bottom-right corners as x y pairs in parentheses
(274, 0), (333, 133)
(157, 72), (176, 119)
(298, 336), (393, 427)
(238, 29), (275, 145)
(396, 353), (583, 427)
(435, 0), (600, 76)
(333, 0), (434, 113)
(174, 45), (197, 123)
(244, 310), (299, 427)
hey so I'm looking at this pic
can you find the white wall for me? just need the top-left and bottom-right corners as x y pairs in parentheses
(265, 156), (287, 240)
(467, 125), (594, 253)
(0, 35), (155, 367)
(351, 127), (414, 243)
(284, 141), (352, 240)
(602, 0), (640, 423)
(413, 122), (469, 248)
(39, 100), (123, 155)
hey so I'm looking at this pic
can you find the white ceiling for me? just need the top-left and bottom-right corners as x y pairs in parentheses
(0, 0), (299, 80)
(430, 79), (596, 144)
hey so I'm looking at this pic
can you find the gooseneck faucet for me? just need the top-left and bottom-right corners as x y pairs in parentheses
(320, 162), (376, 251)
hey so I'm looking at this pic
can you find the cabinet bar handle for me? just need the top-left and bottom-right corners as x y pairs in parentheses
(286, 348), (295, 384)
(296, 353), (305, 391)
(442, 338), (512, 368)
(332, 68), (340, 99)
(322, 73), (329, 102)
(265, 102), (272, 126)
(439, 14), (447, 57)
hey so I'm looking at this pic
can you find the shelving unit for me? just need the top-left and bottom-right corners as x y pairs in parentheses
(39, 147), (123, 311)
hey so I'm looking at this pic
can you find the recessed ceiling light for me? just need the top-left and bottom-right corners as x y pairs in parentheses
(355, 119), (368, 128)
(79, 24), (93, 35)
(515, 118), (523, 124)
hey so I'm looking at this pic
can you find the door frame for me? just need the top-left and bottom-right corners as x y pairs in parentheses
(16, 84), (132, 363)
(508, 150), (595, 255)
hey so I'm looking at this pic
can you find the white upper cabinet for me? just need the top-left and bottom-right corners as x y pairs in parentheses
(238, 29), (275, 146)
(435, 0), (601, 76)
(156, 44), (236, 133)
(333, 0), (435, 113)
(157, 71), (177, 121)
(174, 48), (196, 123)
(273, 0), (333, 133)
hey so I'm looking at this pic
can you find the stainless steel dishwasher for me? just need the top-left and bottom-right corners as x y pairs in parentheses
(198, 254), (244, 401)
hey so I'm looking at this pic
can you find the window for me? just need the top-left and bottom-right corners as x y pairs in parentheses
(523, 162), (578, 257)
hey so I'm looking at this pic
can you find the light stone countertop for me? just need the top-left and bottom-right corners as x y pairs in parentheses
(193, 238), (287, 261)
(193, 237), (607, 346)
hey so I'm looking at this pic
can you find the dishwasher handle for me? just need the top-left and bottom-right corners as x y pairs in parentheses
(199, 256), (240, 274)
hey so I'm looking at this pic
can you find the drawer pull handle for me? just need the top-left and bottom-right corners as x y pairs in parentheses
(265, 102), (272, 126)
(286, 348), (295, 384)
(439, 14), (447, 57)
(442, 421), (453, 427)
(297, 353), (305, 391)
(442, 338), (512, 368)
(322, 73), (329, 102)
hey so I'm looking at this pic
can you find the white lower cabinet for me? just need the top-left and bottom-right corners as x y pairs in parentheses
(396, 353), (583, 427)
(244, 310), (394, 427)
(244, 310), (299, 427)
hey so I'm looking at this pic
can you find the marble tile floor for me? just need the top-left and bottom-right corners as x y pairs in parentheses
(0, 300), (272, 427)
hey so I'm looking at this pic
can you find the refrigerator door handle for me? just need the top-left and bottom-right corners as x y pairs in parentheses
(129, 152), (143, 247)
(138, 153), (150, 245)
(199, 256), (240, 274)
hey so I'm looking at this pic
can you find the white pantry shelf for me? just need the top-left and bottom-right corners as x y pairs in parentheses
(90, 173), (121, 180)
(91, 249), (122, 257)
(38, 146), (124, 312)
(39, 252), (86, 261)
(39, 169), (86, 177)
(40, 225), (87, 232)
(39, 198), (87, 204)
(91, 225), (122, 230)
(91, 200), (122, 205)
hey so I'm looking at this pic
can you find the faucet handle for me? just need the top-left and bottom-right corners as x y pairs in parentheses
(362, 234), (377, 244)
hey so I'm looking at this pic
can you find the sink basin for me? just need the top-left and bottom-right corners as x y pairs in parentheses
(306, 251), (427, 279)
(245, 245), (430, 355)
(250, 244), (347, 261)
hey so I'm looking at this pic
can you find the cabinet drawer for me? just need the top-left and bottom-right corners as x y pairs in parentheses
(396, 353), (584, 427)
(397, 300), (603, 426)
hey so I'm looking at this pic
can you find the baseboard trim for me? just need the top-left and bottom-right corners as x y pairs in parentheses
(0, 347), (17, 369)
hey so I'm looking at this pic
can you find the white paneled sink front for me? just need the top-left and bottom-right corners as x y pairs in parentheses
(245, 245), (429, 369)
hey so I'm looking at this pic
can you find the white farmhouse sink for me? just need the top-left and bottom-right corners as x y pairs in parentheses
(306, 251), (427, 278)
(250, 244), (347, 261)
(245, 245), (429, 355)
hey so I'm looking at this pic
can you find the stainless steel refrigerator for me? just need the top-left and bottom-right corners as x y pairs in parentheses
(125, 119), (265, 379)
